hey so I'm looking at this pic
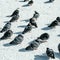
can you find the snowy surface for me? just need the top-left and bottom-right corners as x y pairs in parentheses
(0, 0), (60, 60)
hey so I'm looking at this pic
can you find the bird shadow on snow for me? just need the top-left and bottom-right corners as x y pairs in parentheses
(57, 34), (60, 37)
(19, 1), (24, 2)
(21, 19), (29, 22)
(0, 38), (9, 41)
(17, 25), (26, 28)
(34, 53), (49, 60)
(45, 24), (50, 25)
(44, 1), (53, 3)
(14, 32), (22, 34)
(19, 48), (33, 52)
(4, 21), (9, 23)
(41, 27), (52, 30)
(22, 4), (30, 7)
(55, 52), (60, 59)
(3, 43), (17, 47)
(17, 25), (36, 29)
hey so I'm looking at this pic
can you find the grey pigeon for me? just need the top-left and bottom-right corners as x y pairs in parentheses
(25, 38), (47, 50)
(9, 15), (19, 22)
(0, 22), (11, 33)
(0, 30), (13, 40)
(10, 34), (23, 45)
(22, 23), (32, 34)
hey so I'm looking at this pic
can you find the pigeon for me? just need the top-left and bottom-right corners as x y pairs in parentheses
(30, 18), (38, 28)
(9, 15), (19, 22)
(22, 23), (32, 34)
(25, 36), (48, 50)
(10, 34), (23, 45)
(0, 30), (13, 40)
(48, 20), (58, 28)
(37, 33), (49, 40)
(0, 22), (11, 33)
(46, 48), (55, 59)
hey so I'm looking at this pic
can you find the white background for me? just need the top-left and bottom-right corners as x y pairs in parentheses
(0, 0), (60, 60)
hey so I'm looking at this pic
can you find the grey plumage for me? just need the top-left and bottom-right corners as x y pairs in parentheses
(0, 22), (11, 33)
(0, 30), (13, 40)
(22, 23), (32, 34)
(30, 18), (38, 28)
(25, 33), (49, 50)
(25, 38), (47, 50)
(9, 34), (23, 45)
(46, 48), (55, 59)
(9, 15), (19, 22)
(25, 39), (41, 50)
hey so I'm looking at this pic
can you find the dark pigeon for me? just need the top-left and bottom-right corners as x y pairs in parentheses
(48, 20), (58, 28)
(46, 48), (55, 59)
(0, 22), (11, 33)
(37, 33), (49, 40)
(22, 23), (32, 34)
(0, 30), (13, 40)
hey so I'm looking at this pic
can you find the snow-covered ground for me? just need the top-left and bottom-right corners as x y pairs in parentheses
(0, 0), (60, 60)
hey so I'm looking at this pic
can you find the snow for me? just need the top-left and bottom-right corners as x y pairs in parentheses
(0, 0), (60, 60)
